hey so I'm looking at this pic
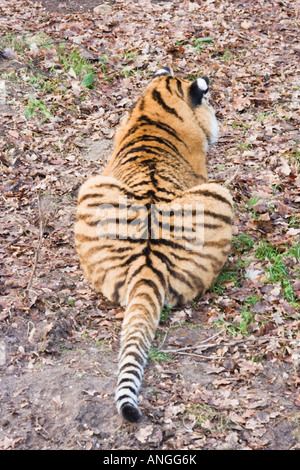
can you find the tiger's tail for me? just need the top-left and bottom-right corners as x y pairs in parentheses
(115, 275), (165, 423)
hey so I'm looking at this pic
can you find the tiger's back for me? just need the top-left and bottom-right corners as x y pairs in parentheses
(75, 67), (233, 423)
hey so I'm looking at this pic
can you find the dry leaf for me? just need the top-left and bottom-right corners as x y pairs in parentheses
(52, 395), (64, 407)
(135, 425), (153, 443)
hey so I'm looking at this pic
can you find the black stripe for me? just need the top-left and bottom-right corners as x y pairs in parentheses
(150, 237), (186, 250)
(117, 135), (181, 160)
(121, 321), (155, 345)
(205, 210), (232, 225)
(168, 268), (194, 289)
(89, 252), (130, 267)
(120, 350), (145, 367)
(191, 189), (233, 207)
(176, 78), (184, 98)
(204, 223), (222, 229)
(152, 249), (174, 269)
(128, 180), (151, 189)
(171, 250), (209, 269)
(102, 245), (133, 253)
(120, 115), (187, 149)
(117, 385), (138, 395)
(130, 278), (163, 306)
(199, 124), (211, 143)
(149, 263), (167, 289)
(118, 374), (142, 387)
(121, 340), (148, 360)
(139, 98), (145, 111)
(117, 394), (138, 405)
(156, 172), (183, 190)
(166, 76), (172, 94)
(196, 252), (222, 264)
(152, 89), (183, 121)
(153, 249), (207, 280)
(205, 239), (231, 247)
(118, 364), (142, 379)
(168, 284), (184, 305)
(118, 150), (159, 167)
(91, 252), (141, 273)
(126, 265), (147, 289)
(112, 280), (123, 303)
(137, 292), (158, 313)
(85, 182), (145, 203)
(120, 144), (161, 159)
(96, 215), (147, 227)
(78, 192), (102, 204)
(75, 234), (99, 242)
(78, 217), (100, 227)
(78, 183), (129, 204)
(86, 202), (129, 209)
(138, 116), (186, 145)
(118, 252), (143, 267)
(139, 116), (186, 145)
(152, 248), (204, 290)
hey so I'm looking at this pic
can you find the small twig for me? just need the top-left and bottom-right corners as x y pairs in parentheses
(41, 40), (121, 76)
(157, 325), (173, 350)
(41, 40), (102, 61)
(158, 328), (226, 354)
(224, 165), (240, 187)
(159, 335), (273, 355)
(197, 328), (226, 345)
(25, 194), (46, 295)
(6, 228), (27, 247)
(171, 352), (222, 360)
(158, 327), (225, 353)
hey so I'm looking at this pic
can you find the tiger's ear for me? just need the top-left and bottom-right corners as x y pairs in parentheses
(152, 66), (174, 79)
(189, 76), (209, 107)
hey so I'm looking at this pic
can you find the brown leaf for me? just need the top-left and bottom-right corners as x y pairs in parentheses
(135, 425), (153, 443)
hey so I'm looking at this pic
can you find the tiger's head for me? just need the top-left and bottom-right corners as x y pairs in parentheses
(115, 66), (219, 161)
(149, 66), (219, 148)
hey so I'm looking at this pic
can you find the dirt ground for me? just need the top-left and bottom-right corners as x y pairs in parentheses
(0, 0), (299, 451)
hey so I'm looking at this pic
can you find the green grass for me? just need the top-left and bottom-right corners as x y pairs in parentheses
(289, 243), (300, 259)
(217, 308), (255, 337)
(244, 294), (261, 306)
(160, 305), (172, 323)
(24, 96), (54, 122)
(212, 267), (240, 294)
(193, 37), (214, 54)
(213, 237), (299, 337)
(149, 348), (172, 364)
(0, 31), (101, 124)
(247, 196), (259, 206)
(237, 141), (253, 152)
(57, 44), (93, 76)
(56, 44), (95, 87)
(232, 234), (255, 253)
(289, 214), (300, 227)
(255, 240), (299, 303)
(0, 33), (29, 56)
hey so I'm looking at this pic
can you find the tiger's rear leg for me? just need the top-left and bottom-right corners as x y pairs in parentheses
(163, 182), (234, 305)
(75, 174), (142, 305)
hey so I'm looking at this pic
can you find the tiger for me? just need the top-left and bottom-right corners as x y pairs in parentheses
(74, 66), (233, 423)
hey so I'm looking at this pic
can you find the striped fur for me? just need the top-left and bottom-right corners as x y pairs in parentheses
(75, 68), (233, 423)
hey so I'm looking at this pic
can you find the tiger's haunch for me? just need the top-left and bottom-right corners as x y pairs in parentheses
(75, 67), (233, 422)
